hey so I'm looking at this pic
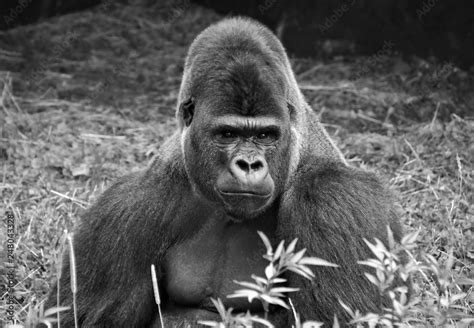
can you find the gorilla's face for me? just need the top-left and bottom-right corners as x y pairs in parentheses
(180, 65), (293, 221)
(187, 112), (291, 221)
(209, 115), (283, 220)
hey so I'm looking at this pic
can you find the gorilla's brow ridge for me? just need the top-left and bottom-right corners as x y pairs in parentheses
(212, 115), (282, 130)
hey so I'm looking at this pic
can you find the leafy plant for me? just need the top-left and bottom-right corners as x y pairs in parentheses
(342, 227), (474, 328)
(199, 231), (338, 327)
(199, 227), (473, 328)
(199, 298), (274, 328)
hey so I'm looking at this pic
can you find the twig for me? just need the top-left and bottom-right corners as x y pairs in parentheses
(80, 133), (126, 140)
(299, 83), (354, 92)
(67, 234), (78, 328)
(50, 190), (89, 206)
(430, 102), (440, 130)
(288, 298), (298, 324)
(151, 264), (164, 328)
(57, 230), (68, 328)
(353, 110), (394, 129)
(403, 139), (423, 166)
(4, 77), (23, 114)
(328, 108), (394, 129)
(297, 64), (324, 80)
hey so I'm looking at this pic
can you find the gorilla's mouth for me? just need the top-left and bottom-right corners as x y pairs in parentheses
(217, 188), (273, 204)
(216, 189), (273, 220)
(218, 190), (272, 198)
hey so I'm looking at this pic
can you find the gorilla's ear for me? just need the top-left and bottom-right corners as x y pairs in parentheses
(288, 102), (297, 122)
(180, 97), (195, 127)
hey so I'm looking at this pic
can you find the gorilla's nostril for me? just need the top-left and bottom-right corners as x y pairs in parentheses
(250, 161), (263, 171)
(236, 159), (250, 172)
(233, 157), (266, 176)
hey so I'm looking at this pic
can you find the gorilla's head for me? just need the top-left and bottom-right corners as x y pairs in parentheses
(177, 18), (300, 221)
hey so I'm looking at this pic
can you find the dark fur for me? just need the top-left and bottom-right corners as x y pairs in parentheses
(43, 18), (403, 327)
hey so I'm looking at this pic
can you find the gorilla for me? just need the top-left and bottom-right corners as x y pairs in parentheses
(43, 17), (402, 327)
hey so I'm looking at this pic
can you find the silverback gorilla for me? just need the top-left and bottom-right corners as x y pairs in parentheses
(44, 17), (402, 327)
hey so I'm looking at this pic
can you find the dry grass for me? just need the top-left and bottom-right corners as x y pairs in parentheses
(0, 2), (472, 327)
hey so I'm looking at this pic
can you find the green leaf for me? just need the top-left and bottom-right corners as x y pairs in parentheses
(363, 238), (385, 261)
(287, 238), (298, 254)
(274, 240), (285, 260)
(338, 300), (355, 317)
(363, 272), (379, 286)
(358, 259), (383, 270)
(401, 229), (420, 246)
(260, 294), (289, 309)
(258, 231), (273, 256)
(227, 289), (260, 303)
(252, 275), (269, 285)
(271, 277), (287, 284)
(210, 298), (227, 319)
(270, 287), (300, 293)
(265, 263), (275, 280)
(233, 280), (262, 291)
(386, 225), (395, 250)
(299, 257), (338, 267)
(302, 321), (324, 328)
(43, 306), (70, 317)
(287, 266), (314, 280)
(248, 316), (275, 328)
(297, 264), (316, 278)
(290, 248), (307, 264)
(197, 320), (224, 327)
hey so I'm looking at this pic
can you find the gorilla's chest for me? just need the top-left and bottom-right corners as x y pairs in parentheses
(163, 213), (276, 311)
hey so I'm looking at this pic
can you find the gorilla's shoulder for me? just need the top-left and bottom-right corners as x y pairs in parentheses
(282, 159), (401, 239)
(91, 172), (151, 206)
(292, 160), (388, 194)
(81, 155), (188, 228)
(286, 159), (397, 216)
(81, 172), (154, 223)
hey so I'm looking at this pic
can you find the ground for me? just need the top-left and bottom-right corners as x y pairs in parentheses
(0, 2), (472, 327)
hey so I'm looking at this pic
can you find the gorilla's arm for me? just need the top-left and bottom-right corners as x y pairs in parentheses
(278, 160), (402, 325)
(46, 141), (186, 327)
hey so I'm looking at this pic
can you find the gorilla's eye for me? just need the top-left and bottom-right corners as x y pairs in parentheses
(256, 131), (278, 143)
(221, 131), (238, 139)
(214, 130), (239, 143)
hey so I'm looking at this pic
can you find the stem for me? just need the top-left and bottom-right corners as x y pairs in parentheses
(263, 301), (269, 320)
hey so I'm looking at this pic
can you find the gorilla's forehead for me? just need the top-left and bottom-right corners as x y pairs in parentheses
(192, 59), (288, 117)
(200, 87), (287, 118)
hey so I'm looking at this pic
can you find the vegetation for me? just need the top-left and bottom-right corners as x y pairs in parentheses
(199, 229), (473, 327)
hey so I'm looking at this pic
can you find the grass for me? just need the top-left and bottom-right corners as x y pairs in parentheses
(0, 2), (472, 327)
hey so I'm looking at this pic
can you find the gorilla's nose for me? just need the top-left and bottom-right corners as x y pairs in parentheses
(230, 155), (268, 186)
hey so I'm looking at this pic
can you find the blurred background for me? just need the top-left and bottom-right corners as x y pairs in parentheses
(1, 0), (474, 68)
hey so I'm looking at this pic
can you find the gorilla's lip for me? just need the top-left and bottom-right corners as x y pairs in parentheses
(218, 190), (272, 198)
